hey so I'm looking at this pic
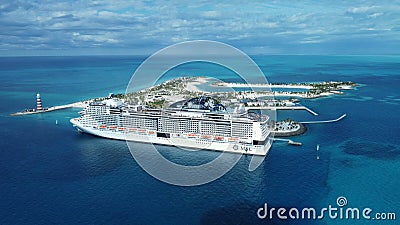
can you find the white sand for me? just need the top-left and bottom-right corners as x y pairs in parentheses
(185, 77), (210, 93)
(213, 82), (314, 89)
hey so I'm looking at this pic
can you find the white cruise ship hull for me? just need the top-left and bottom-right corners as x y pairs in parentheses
(71, 118), (271, 156)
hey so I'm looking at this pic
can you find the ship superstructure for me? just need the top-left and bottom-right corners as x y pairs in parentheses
(70, 97), (272, 155)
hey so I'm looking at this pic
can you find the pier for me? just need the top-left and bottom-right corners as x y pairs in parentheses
(299, 114), (346, 124)
(11, 102), (87, 116)
(246, 105), (318, 116)
(10, 92), (88, 116)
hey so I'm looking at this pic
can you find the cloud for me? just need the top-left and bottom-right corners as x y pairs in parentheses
(201, 10), (221, 19)
(368, 12), (383, 18)
(0, 0), (399, 55)
(72, 32), (120, 44)
(347, 6), (377, 14)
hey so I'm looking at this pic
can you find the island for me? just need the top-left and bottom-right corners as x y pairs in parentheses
(11, 77), (357, 140)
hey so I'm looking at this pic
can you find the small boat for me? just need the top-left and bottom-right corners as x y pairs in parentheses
(288, 140), (302, 146)
(228, 137), (238, 142)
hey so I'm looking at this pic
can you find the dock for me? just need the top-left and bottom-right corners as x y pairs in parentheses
(11, 102), (87, 116)
(245, 105), (318, 116)
(299, 114), (346, 124)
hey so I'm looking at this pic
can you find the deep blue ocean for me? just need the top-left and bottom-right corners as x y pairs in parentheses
(0, 55), (399, 225)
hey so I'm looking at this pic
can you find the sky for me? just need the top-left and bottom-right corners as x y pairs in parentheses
(0, 0), (399, 56)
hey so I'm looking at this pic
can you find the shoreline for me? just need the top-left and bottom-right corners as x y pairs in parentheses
(208, 80), (356, 99)
(273, 123), (307, 137)
(212, 81), (355, 89)
(213, 82), (314, 89)
(11, 78), (357, 116)
(185, 77), (210, 93)
(246, 105), (319, 116)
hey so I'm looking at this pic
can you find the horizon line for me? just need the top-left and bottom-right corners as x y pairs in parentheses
(1, 53), (399, 58)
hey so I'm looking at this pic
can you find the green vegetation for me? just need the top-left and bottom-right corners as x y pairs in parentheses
(110, 93), (125, 99)
(117, 78), (357, 108)
(146, 100), (166, 109)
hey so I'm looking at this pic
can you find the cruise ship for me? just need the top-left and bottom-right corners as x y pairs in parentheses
(70, 96), (272, 155)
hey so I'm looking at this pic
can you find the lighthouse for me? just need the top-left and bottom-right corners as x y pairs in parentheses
(36, 93), (43, 111)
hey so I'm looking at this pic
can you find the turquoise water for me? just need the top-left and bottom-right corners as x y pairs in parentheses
(0, 55), (399, 224)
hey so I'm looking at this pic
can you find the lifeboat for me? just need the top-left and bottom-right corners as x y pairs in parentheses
(148, 131), (155, 135)
(98, 125), (107, 129)
(187, 133), (198, 138)
(108, 125), (117, 130)
(228, 137), (238, 142)
(117, 127), (126, 131)
(128, 128), (137, 132)
(200, 135), (212, 139)
(138, 129), (146, 133)
(214, 136), (224, 141)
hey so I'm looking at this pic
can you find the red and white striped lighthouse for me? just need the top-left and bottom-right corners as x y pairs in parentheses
(36, 93), (43, 111)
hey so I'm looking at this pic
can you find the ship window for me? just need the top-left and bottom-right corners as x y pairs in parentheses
(157, 132), (170, 138)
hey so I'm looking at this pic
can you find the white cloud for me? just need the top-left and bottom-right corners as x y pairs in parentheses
(201, 11), (220, 19)
(72, 32), (120, 44)
(299, 36), (324, 44)
(348, 6), (377, 13)
(368, 12), (383, 18)
(0, 0), (399, 55)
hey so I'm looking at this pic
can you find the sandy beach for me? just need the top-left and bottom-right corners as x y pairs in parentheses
(213, 82), (314, 89)
(185, 77), (210, 93)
